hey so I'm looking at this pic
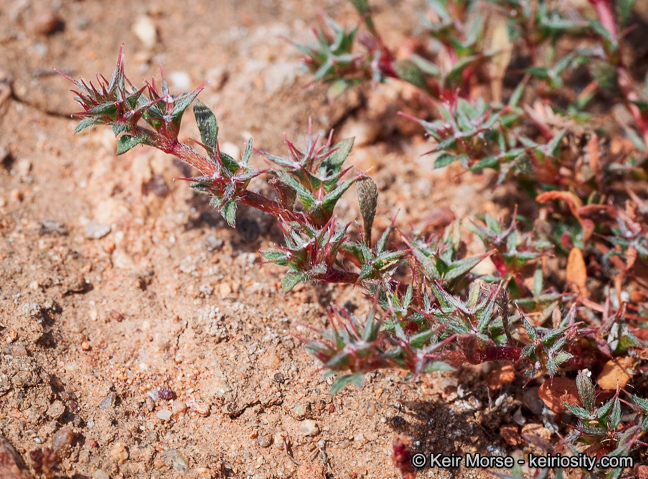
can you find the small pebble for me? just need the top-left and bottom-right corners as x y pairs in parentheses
(110, 310), (124, 322)
(186, 398), (210, 416)
(132, 16), (157, 49)
(10, 189), (23, 202)
(81, 341), (90, 351)
(147, 388), (160, 402)
(204, 235), (223, 252)
(40, 220), (67, 236)
(110, 442), (128, 463)
(85, 222), (111, 239)
(166, 449), (189, 472)
(157, 409), (172, 421)
(257, 436), (272, 448)
(172, 400), (187, 416)
(47, 400), (66, 419)
(94, 470), (110, 479)
(523, 388), (544, 416)
(158, 386), (174, 400)
(99, 393), (116, 410)
(32, 9), (62, 35)
(52, 427), (75, 457)
(300, 420), (319, 437)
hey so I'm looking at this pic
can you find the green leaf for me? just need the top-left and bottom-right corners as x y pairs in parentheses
(610, 396), (621, 429)
(413, 248), (440, 280)
(320, 138), (354, 176)
(564, 403), (591, 420)
(330, 372), (364, 395)
(617, 0), (636, 24)
(220, 199), (237, 227)
(444, 253), (489, 281)
(434, 152), (459, 169)
(394, 59), (431, 93)
(116, 135), (146, 155)
(410, 329), (434, 349)
(356, 177), (378, 245)
(171, 87), (202, 128)
(242, 138), (254, 164)
(282, 272), (309, 292)
(74, 117), (99, 134)
(630, 394), (648, 414)
(261, 249), (290, 266)
(193, 99), (219, 151)
(276, 170), (317, 211)
(322, 178), (357, 215)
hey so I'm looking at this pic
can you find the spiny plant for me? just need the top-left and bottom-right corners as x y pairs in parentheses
(291, 0), (648, 475)
(61, 0), (648, 469)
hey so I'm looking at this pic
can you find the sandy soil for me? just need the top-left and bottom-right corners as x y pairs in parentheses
(0, 1), (577, 478)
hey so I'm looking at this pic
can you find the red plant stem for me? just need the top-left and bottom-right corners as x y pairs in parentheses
(589, 0), (618, 39)
(238, 190), (294, 222)
(321, 267), (359, 284)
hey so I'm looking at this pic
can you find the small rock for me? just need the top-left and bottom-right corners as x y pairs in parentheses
(500, 425), (521, 446)
(16, 159), (31, 176)
(147, 388), (160, 402)
(32, 9), (62, 35)
(300, 420), (319, 437)
(522, 388), (544, 416)
(172, 400), (187, 416)
(2, 343), (27, 356)
(132, 16), (157, 49)
(85, 222), (111, 239)
(169, 71), (191, 91)
(10, 189), (23, 202)
(157, 409), (172, 421)
(256, 436), (272, 448)
(0, 145), (11, 167)
(292, 402), (309, 419)
(98, 393), (116, 410)
(46, 400), (66, 419)
(204, 235), (223, 252)
(158, 386), (174, 400)
(40, 220), (67, 236)
(186, 398), (210, 416)
(219, 282), (232, 298)
(51, 428), (75, 458)
(94, 470), (110, 479)
(166, 449), (189, 473)
(81, 341), (90, 351)
(109, 442), (128, 463)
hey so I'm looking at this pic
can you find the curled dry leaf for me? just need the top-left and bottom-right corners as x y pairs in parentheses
(536, 190), (582, 209)
(538, 377), (580, 414)
(597, 357), (636, 390)
(566, 247), (587, 296)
